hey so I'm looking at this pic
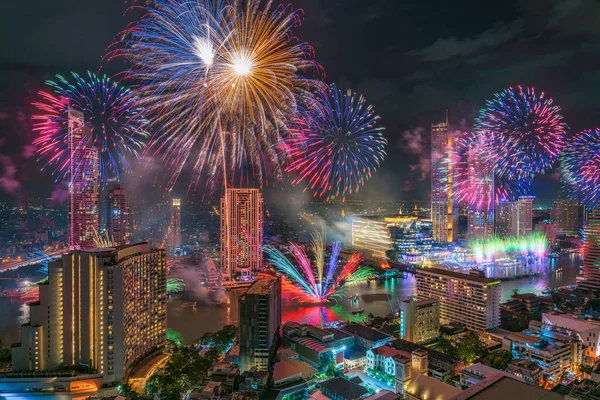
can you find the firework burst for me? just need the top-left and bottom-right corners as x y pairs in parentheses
(475, 86), (567, 181)
(115, 0), (321, 191)
(561, 128), (600, 208)
(32, 71), (148, 186)
(287, 84), (386, 201)
(264, 231), (373, 304)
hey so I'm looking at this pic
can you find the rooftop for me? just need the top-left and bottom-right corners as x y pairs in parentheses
(543, 313), (600, 332)
(391, 338), (461, 364)
(343, 324), (392, 343)
(417, 267), (500, 285)
(405, 374), (460, 400)
(454, 374), (563, 400)
(320, 377), (368, 400)
(244, 277), (279, 296)
(371, 346), (409, 360)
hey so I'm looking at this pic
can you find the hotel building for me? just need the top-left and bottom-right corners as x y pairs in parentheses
(238, 277), (281, 372)
(580, 210), (600, 291)
(221, 188), (263, 280)
(106, 185), (131, 247)
(551, 199), (581, 234)
(415, 268), (501, 331)
(12, 243), (167, 383)
(495, 196), (534, 238)
(168, 198), (181, 253)
(67, 108), (100, 249)
(399, 298), (440, 344)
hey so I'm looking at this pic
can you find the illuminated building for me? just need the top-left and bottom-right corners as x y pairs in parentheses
(495, 196), (534, 238)
(220, 188), (263, 280)
(399, 298), (439, 344)
(551, 199), (581, 234)
(535, 222), (557, 248)
(11, 243), (167, 383)
(466, 145), (494, 241)
(106, 185), (131, 247)
(542, 313), (600, 358)
(238, 277), (281, 372)
(415, 268), (501, 331)
(431, 111), (457, 243)
(169, 198), (181, 254)
(351, 216), (392, 258)
(68, 107), (99, 249)
(580, 210), (600, 291)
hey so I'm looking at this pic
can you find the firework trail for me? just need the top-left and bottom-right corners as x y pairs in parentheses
(32, 72), (148, 186)
(287, 84), (387, 201)
(114, 0), (321, 191)
(264, 232), (373, 304)
(561, 128), (600, 209)
(475, 86), (567, 181)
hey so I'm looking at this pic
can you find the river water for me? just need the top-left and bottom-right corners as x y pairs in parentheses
(0, 254), (583, 345)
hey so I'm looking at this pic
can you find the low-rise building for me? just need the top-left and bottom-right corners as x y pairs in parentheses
(342, 324), (392, 351)
(453, 374), (563, 400)
(542, 313), (600, 357)
(344, 351), (366, 370)
(365, 346), (413, 395)
(390, 339), (463, 379)
(459, 363), (505, 388)
(319, 377), (369, 400)
(405, 374), (460, 400)
(506, 359), (543, 385)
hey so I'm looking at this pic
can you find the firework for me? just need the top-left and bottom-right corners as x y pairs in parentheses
(264, 232), (373, 304)
(561, 128), (600, 208)
(470, 232), (548, 263)
(475, 86), (567, 181)
(287, 84), (387, 201)
(115, 0), (320, 190)
(32, 71), (148, 186)
(167, 277), (186, 294)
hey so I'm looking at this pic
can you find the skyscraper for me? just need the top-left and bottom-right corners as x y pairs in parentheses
(466, 144), (494, 241)
(169, 198), (181, 253)
(495, 196), (534, 238)
(106, 185), (131, 247)
(551, 200), (581, 234)
(12, 243), (167, 383)
(580, 210), (600, 291)
(220, 188), (264, 280)
(238, 277), (281, 372)
(431, 112), (456, 243)
(68, 107), (99, 249)
(517, 196), (534, 237)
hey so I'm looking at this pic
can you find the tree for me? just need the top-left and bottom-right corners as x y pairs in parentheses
(579, 364), (593, 376)
(318, 355), (344, 379)
(456, 332), (486, 364)
(481, 350), (513, 370)
(442, 375), (455, 385)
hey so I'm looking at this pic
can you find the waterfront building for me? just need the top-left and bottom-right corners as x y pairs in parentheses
(399, 298), (439, 344)
(551, 199), (581, 234)
(168, 198), (181, 254)
(351, 216), (392, 258)
(415, 268), (501, 331)
(238, 277), (281, 372)
(580, 209), (600, 291)
(502, 324), (582, 381)
(221, 188), (264, 280)
(495, 196), (534, 238)
(535, 221), (558, 248)
(541, 313), (600, 357)
(106, 185), (131, 247)
(67, 107), (100, 249)
(12, 243), (167, 383)
(431, 113), (457, 243)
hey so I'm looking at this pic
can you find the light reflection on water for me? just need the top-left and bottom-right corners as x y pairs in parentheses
(0, 256), (583, 345)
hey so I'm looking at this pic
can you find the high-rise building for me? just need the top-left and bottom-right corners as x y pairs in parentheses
(106, 185), (131, 247)
(431, 112), (457, 243)
(495, 196), (534, 238)
(238, 277), (281, 372)
(551, 200), (581, 234)
(466, 145), (494, 241)
(220, 188), (263, 280)
(399, 298), (440, 344)
(169, 198), (181, 253)
(580, 210), (600, 291)
(415, 268), (501, 331)
(12, 243), (167, 383)
(351, 216), (392, 258)
(68, 108), (100, 249)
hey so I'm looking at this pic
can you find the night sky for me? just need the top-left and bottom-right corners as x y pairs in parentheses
(1, 0), (599, 205)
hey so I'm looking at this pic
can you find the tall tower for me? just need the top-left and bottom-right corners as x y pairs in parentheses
(517, 196), (535, 237)
(551, 200), (581, 234)
(68, 107), (99, 249)
(431, 111), (456, 242)
(220, 188), (264, 280)
(106, 185), (131, 247)
(238, 277), (281, 372)
(169, 198), (181, 253)
(580, 210), (600, 291)
(466, 144), (494, 241)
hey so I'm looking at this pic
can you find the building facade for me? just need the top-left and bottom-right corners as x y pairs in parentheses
(399, 298), (439, 344)
(581, 210), (600, 291)
(465, 142), (494, 242)
(221, 188), (264, 280)
(239, 277), (281, 372)
(495, 196), (534, 238)
(106, 185), (131, 247)
(415, 268), (501, 331)
(12, 243), (167, 383)
(431, 114), (457, 243)
(68, 107), (100, 249)
(551, 200), (581, 234)
(169, 198), (181, 254)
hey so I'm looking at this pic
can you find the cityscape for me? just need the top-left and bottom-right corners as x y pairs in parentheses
(1, 1), (600, 400)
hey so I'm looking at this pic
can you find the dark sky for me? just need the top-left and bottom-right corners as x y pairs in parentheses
(1, 0), (599, 205)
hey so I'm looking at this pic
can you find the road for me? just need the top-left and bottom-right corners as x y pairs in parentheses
(0, 249), (69, 272)
(347, 369), (395, 393)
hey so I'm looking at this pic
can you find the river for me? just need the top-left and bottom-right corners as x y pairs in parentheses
(0, 254), (583, 345)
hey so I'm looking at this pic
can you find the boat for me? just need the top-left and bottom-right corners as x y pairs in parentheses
(351, 308), (364, 315)
(181, 301), (197, 308)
